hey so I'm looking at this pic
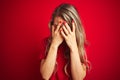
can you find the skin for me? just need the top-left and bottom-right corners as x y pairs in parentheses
(40, 17), (86, 80)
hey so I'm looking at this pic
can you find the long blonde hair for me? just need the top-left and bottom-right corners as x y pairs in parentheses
(46, 3), (90, 76)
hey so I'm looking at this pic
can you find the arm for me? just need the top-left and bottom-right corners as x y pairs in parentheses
(60, 21), (86, 80)
(40, 22), (63, 80)
(40, 42), (58, 80)
(70, 45), (86, 80)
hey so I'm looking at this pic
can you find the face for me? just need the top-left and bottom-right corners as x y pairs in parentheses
(53, 16), (64, 28)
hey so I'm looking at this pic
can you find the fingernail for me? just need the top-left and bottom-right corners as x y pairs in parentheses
(63, 21), (66, 24)
(72, 20), (74, 23)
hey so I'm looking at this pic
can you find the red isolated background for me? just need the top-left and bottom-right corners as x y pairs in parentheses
(0, 0), (120, 80)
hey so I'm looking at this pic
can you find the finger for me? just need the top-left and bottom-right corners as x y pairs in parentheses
(62, 25), (69, 35)
(60, 29), (67, 39)
(55, 21), (62, 32)
(52, 25), (55, 33)
(72, 20), (75, 32)
(64, 21), (71, 33)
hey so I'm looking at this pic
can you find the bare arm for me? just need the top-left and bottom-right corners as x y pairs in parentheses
(61, 21), (86, 80)
(40, 42), (58, 80)
(40, 22), (63, 80)
(70, 46), (86, 80)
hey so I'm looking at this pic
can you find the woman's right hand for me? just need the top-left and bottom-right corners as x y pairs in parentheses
(51, 22), (63, 47)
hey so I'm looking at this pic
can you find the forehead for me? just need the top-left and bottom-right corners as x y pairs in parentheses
(54, 16), (64, 24)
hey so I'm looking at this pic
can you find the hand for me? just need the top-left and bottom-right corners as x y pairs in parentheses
(51, 22), (64, 47)
(60, 21), (78, 51)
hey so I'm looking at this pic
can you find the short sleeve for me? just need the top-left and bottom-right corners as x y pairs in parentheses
(39, 38), (48, 60)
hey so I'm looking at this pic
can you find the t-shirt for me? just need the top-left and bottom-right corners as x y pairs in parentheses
(39, 38), (72, 80)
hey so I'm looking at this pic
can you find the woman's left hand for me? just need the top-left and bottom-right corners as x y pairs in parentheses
(60, 21), (78, 51)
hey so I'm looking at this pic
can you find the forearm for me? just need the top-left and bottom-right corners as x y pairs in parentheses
(40, 43), (58, 79)
(70, 47), (86, 80)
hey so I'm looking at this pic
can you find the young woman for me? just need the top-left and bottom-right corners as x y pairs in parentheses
(39, 3), (89, 80)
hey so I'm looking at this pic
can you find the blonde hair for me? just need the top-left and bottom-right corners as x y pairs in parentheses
(46, 3), (90, 76)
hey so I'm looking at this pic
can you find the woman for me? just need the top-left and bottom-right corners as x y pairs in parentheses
(40, 3), (89, 80)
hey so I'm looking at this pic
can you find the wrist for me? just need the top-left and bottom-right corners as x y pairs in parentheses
(51, 41), (59, 49)
(70, 45), (78, 53)
(51, 39), (61, 48)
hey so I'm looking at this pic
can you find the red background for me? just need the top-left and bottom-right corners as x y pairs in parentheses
(1, 0), (120, 80)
